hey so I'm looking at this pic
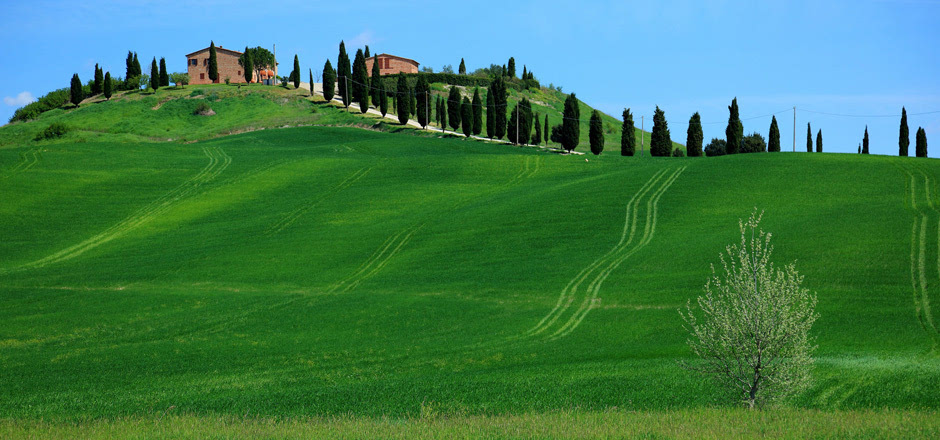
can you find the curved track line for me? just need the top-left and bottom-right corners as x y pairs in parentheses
(903, 168), (940, 350)
(265, 166), (374, 236)
(3, 147), (41, 179)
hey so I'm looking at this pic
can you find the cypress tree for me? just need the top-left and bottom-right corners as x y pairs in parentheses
(816, 129), (823, 153)
(440, 96), (447, 130)
(461, 97), (473, 137)
(533, 112), (542, 145)
(916, 127), (928, 158)
(806, 123), (813, 152)
(396, 74), (410, 125)
(159, 57), (169, 87)
(447, 85), (461, 131)
(337, 41), (351, 108)
(378, 82), (388, 117)
(590, 110), (604, 155)
(150, 58), (159, 90)
(322, 59), (336, 101)
(125, 51), (135, 82)
(507, 98), (532, 145)
(485, 88), (495, 138)
(410, 88), (416, 116)
(70, 73), (83, 106)
(92, 64), (103, 95)
(900, 107), (910, 156)
(863, 126), (870, 154)
(242, 47), (254, 83)
(725, 97), (742, 154)
(352, 49), (369, 112)
(103, 71), (112, 100)
(472, 87), (482, 135)
(364, 45), (370, 58)
(507, 57), (516, 78)
(459, 58), (466, 75)
(768, 115), (781, 152)
(309, 69), (314, 96)
(495, 76), (509, 139)
(650, 106), (673, 156)
(370, 55), (381, 102)
(686, 112), (703, 156)
(522, 65), (527, 81)
(292, 54), (301, 89)
(544, 114), (549, 146)
(561, 93), (580, 152)
(415, 75), (430, 128)
(132, 52), (141, 77)
(208, 41), (218, 82)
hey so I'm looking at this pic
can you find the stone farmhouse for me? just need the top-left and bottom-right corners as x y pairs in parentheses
(185, 45), (277, 85)
(365, 54), (420, 76)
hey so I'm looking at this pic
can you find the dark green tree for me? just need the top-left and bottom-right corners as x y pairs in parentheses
(370, 55), (381, 102)
(133, 52), (141, 77)
(522, 65), (527, 80)
(103, 72), (112, 100)
(447, 85), (461, 131)
(459, 58), (466, 75)
(725, 97), (742, 154)
(159, 57), (169, 87)
(292, 54), (301, 89)
(916, 127), (928, 158)
(485, 88), (495, 138)
(533, 112), (542, 145)
(507, 57), (516, 78)
(816, 129), (823, 153)
(309, 69), (314, 96)
(125, 51), (135, 82)
(240, 47), (275, 82)
(768, 115), (781, 152)
(208, 41), (219, 83)
(439, 96), (447, 130)
(92, 64), (103, 95)
(415, 75), (430, 128)
(507, 98), (533, 145)
(378, 81), (388, 117)
(241, 47), (254, 83)
(396, 74), (410, 125)
(686, 112), (703, 157)
(590, 110), (604, 155)
(337, 41), (351, 108)
(410, 88), (416, 116)
(352, 49), (369, 112)
(150, 58), (159, 90)
(806, 123), (813, 152)
(560, 93), (580, 152)
(900, 107), (909, 156)
(322, 59), (336, 101)
(863, 126), (870, 154)
(650, 106), (673, 156)
(705, 138), (727, 157)
(493, 75), (508, 139)
(741, 132), (767, 153)
(70, 73), (83, 106)
(544, 114), (549, 146)
(364, 45), (370, 58)
(471, 87), (482, 135)
(461, 97), (473, 137)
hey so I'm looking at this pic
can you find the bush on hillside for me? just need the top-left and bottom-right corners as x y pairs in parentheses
(672, 147), (686, 157)
(740, 132), (767, 154)
(704, 138), (726, 157)
(9, 88), (70, 123)
(193, 101), (214, 116)
(34, 122), (70, 140)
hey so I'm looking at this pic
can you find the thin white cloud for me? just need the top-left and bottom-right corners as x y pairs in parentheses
(3, 91), (36, 107)
(348, 30), (375, 48)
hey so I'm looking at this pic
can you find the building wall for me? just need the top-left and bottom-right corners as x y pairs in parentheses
(365, 56), (419, 77)
(187, 48), (249, 85)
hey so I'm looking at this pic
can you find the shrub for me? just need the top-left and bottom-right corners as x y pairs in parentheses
(193, 101), (213, 116)
(741, 132), (767, 153)
(9, 88), (70, 123)
(672, 147), (685, 157)
(189, 89), (205, 97)
(34, 122), (70, 140)
(704, 138), (727, 157)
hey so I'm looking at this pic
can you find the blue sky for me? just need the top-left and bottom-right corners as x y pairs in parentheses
(2, 0), (938, 155)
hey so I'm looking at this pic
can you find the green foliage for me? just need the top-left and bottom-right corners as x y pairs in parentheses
(396, 74), (410, 125)
(338, 41), (351, 108)
(192, 101), (213, 115)
(459, 58), (466, 75)
(150, 58), (159, 91)
(863, 126), (869, 154)
(240, 47), (274, 82)
(544, 114), (549, 146)
(370, 55), (381, 103)
(507, 98), (533, 145)
(292, 54), (301, 89)
(9, 88), (69, 122)
(70, 73), (84, 106)
(485, 86), (495, 138)
(725, 97), (742, 155)
(686, 112), (703, 157)
(34, 122), (70, 140)
(816, 129), (823, 153)
(622, 108), (635, 156)
(92, 64), (103, 95)
(508, 57), (516, 78)
(461, 97), (473, 137)
(768, 116), (781, 152)
(415, 75), (430, 128)
(352, 50), (368, 112)
(672, 148), (685, 157)
(471, 88), (482, 135)
(169, 72), (190, 88)
(438, 95), (447, 129)
(916, 127), (928, 158)
(589, 109), (604, 155)
(364, 45), (370, 58)
(378, 82), (388, 117)
(740, 132), (767, 153)
(681, 210), (817, 409)
(309, 69), (314, 96)
(705, 138), (727, 156)
(650, 106), (672, 156)
(533, 112), (542, 145)
(900, 107), (909, 157)
(125, 51), (135, 83)
(241, 47), (253, 83)
(208, 41), (219, 83)
(806, 123), (813, 152)
(561, 92), (580, 152)
(103, 72), (113, 100)
(447, 86), (461, 131)
(159, 58), (169, 87)
(322, 59), (336, 102)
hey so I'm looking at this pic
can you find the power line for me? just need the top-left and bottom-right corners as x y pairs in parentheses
(800, 108), (940, 118)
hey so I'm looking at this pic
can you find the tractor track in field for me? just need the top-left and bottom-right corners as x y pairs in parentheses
(0, 146), (231, 274)
(903, 167), (940, 350)
(527, 166), (686, 340)
(2, 147), (42, 179)
(264, 165), (375, 236)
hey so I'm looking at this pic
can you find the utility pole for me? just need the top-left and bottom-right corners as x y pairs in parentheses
(640, 115), (644, 156)
(792, 106), (796, 152)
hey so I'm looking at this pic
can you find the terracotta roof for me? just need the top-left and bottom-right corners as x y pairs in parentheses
(185, 45), (244, 58)
(375, 53), (420, 66)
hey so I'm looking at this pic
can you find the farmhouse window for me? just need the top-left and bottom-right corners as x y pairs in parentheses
(190, 59), (197, 66)
(204, 59), (208, 66)
(384, 58), (390, 69)
(237, 71), (241, 76)
(200, 73), (205, 80)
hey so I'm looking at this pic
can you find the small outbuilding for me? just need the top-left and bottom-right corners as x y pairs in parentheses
(364, 54), (420, 76)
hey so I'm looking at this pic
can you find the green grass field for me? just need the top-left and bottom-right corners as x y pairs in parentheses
(1, 87), (939, 436)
